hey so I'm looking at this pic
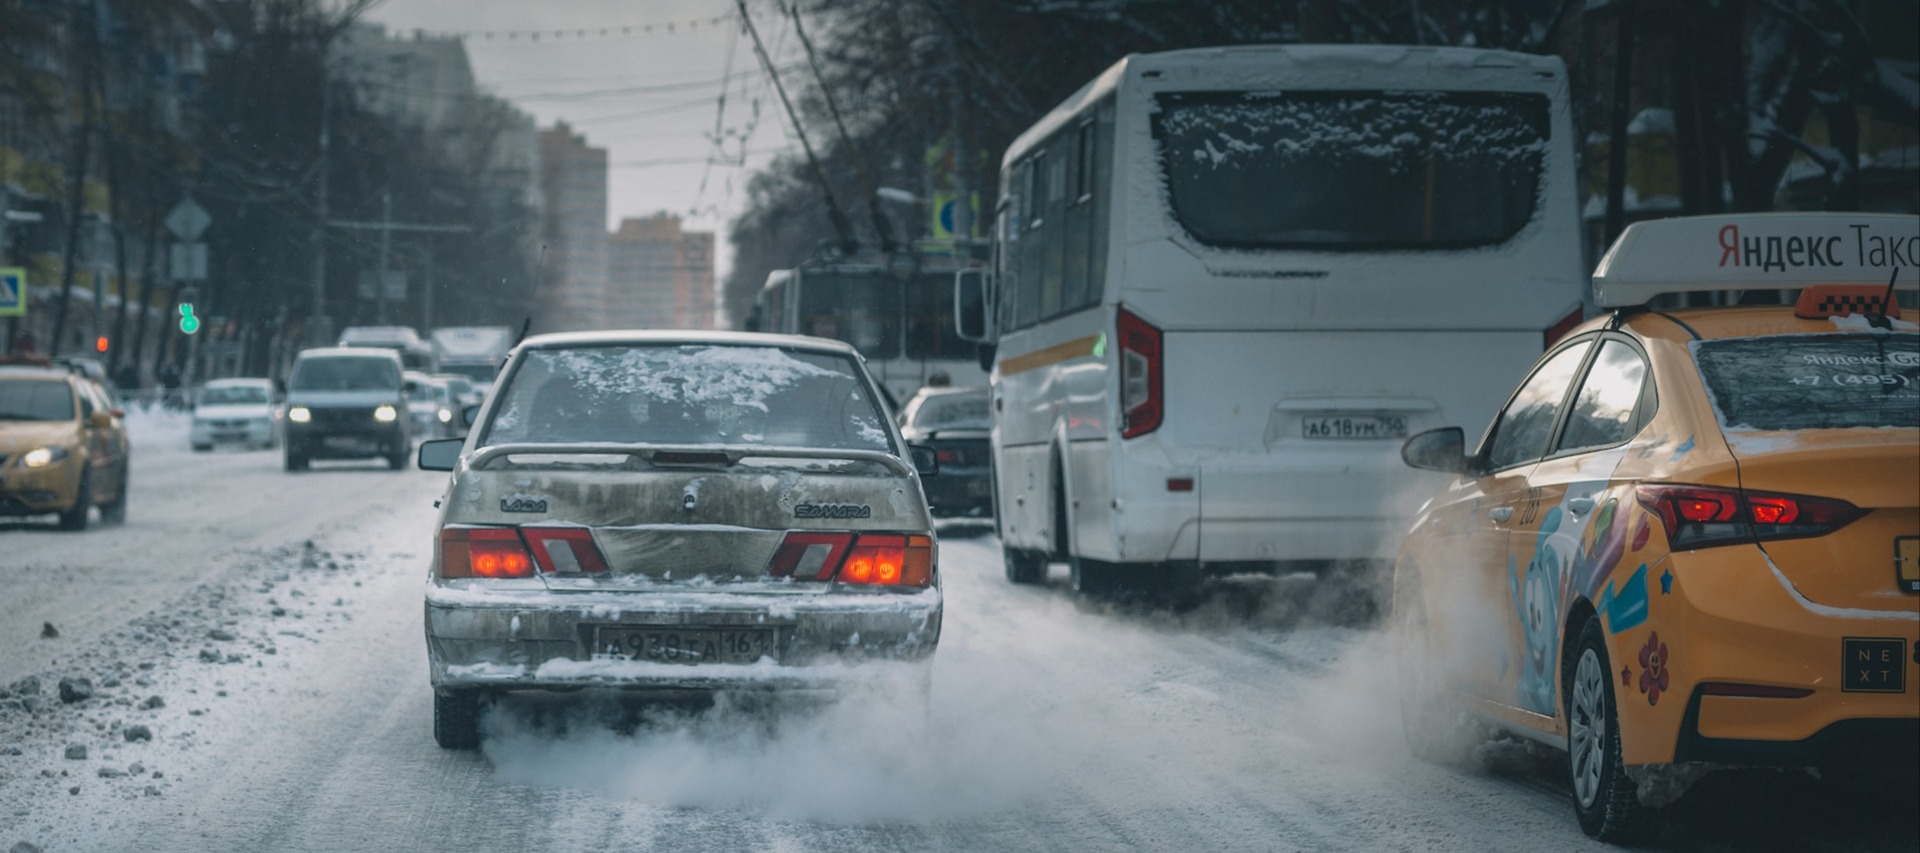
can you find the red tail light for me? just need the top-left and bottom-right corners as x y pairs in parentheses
(936, 449), (961, 464)
(1545, 306), (1584, 349)
(522, 527), (610, 574)
(766, 532), (854, 580)
(1117, 306), (1163, 439)
(440, 526), (536, 579)
(1636, 485), (1864, 550)
(764, 531), (932, 587)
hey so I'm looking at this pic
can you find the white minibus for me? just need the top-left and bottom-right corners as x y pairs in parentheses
(956, 45), (1586, 594)
(758, 249), (987, 405)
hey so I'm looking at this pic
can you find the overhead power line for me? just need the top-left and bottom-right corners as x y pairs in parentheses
(402, 12), (734, 43)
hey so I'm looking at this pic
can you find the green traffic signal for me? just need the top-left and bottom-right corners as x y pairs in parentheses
(179, 302), (200, 334)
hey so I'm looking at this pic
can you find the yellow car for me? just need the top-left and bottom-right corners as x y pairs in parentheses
(1393, 213), (1919, 843)
(0, 360), (130, 530)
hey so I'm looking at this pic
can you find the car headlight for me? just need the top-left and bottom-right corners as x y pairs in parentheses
(21, 446), (71, 468)
(437, 408), (453, 423)
(374, 404), (398, 423)
(288, 406), (312, 424)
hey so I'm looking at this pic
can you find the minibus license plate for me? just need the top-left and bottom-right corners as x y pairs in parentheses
(594, 627), (774, 665)
(1302, 415), (1407, 440)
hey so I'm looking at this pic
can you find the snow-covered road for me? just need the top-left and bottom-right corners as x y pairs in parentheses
(2, 414), (1914, 851)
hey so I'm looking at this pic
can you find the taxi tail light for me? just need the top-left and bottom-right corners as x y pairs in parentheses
(439, 527), (536, 579)
(766, 532), (854, 580)
(522, 527), (610, 575)
(836, 534), (934, 588)
(1117, 306), (1163, 439)
(1636, 485), (1864, 549)
(1544, 307), (1584, 349)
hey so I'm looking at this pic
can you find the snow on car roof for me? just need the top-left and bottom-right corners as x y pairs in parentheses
(516, 329), (863, 358)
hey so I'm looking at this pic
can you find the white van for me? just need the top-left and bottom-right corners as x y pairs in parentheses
(956, 45), (1586, 593)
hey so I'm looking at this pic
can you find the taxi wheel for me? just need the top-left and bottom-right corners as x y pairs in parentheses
(99, 464), (127, 526)
(1004, 546), (1047, 584)
(57, 474), (91, 531)
(433, 689), (483, 750)
(1396, 593), (1476, 767)
(1569, 617), (1663, 843)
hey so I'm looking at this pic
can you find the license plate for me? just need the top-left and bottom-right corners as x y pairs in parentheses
(1898, 537), (1919, 593)
(593, 627), (775, 665)
(966, 479), (990, 497)
(1841, 637), (1907, 693)
(214, 430), (246, 440)
(1301, 415), (1408, 440)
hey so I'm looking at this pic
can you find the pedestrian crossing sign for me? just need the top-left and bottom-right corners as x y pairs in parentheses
(0, 267), (24, 317)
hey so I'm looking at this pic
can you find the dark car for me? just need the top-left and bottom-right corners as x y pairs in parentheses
(897, 386), (991, 517)
(282, 348), (413, 471)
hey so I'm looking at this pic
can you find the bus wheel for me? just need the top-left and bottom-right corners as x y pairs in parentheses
(1004, 547), (1047, 584)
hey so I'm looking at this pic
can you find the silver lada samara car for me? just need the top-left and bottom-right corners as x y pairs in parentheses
(416, 331), (943, 748)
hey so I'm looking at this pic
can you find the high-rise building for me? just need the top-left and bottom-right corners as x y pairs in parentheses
(538, 123), (609, 332)
(608, 215), (714, 331)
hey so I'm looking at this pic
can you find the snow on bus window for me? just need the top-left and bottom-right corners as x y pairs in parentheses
(483, 345), (892, 452)
(1152, 90), (1550, 250)
(1692, 334), (1920, 432)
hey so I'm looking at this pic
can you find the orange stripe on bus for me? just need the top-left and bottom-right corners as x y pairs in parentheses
(999, 335), (1102, 377)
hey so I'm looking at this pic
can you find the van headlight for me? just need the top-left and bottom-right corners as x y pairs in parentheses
(374, 404), (399, 423)
(288, 406), (312, 424)
(21, 446), (70, 468)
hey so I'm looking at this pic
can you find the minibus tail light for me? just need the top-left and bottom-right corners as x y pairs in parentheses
(1117, 306), (1163, 439)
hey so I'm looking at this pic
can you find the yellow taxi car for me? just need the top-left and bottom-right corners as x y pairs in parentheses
(1392, 213), (1919, 843)
(0, 358), (130, 530)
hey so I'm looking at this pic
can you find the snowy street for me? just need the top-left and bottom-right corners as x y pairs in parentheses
(1, 415), (1914, 852)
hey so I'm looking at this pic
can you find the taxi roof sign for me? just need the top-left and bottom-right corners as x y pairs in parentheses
(1592, 213), (1920, 308)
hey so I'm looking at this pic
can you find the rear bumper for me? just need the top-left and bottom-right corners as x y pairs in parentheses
(191, 420), (274, 446)
(1619, 545), (1920, 769)
(923, 466), (991, 515)
(424, 583), (942, 691)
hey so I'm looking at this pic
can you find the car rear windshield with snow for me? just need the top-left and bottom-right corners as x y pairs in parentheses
(291, 356), (400, 391)
(1152, 90), (1549, 250)
(0, 380), (75, 421)
(1692, 334), (1920, 431)
(483, 344), (892, 451)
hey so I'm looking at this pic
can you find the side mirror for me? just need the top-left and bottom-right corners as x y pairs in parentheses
(953, 267), (995, 343)
(908, 444), (940, 477)
(461, 404), (480, 428)
(1401, 427), (1468, 474)
(89, 411), (113, 429)
(417, 438), (463, 472)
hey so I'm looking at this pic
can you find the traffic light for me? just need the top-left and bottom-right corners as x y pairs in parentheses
(94, 336), (109, 353)
(179, 302), (200, 335)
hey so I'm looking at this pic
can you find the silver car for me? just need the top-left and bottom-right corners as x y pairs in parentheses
(416, 331), (944, 749)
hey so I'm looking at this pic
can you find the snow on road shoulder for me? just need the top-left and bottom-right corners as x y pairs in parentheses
(0, 540), (377, 849)
(120, 407), (191, 453)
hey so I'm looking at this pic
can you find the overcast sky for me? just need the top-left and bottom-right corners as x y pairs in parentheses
(363, 0), (802, 284)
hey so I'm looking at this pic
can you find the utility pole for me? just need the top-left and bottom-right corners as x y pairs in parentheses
(375, 190), (392, 323)
(310, 48), (333, 346)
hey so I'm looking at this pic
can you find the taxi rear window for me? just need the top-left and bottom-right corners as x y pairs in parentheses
(1691, 333), (1920, 431)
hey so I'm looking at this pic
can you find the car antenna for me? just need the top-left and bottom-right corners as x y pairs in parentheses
(512, 243), (546, 347)
(1867, 267), (1899, 330)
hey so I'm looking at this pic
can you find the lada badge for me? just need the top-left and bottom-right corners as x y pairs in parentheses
(500, 496), (548, 513)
